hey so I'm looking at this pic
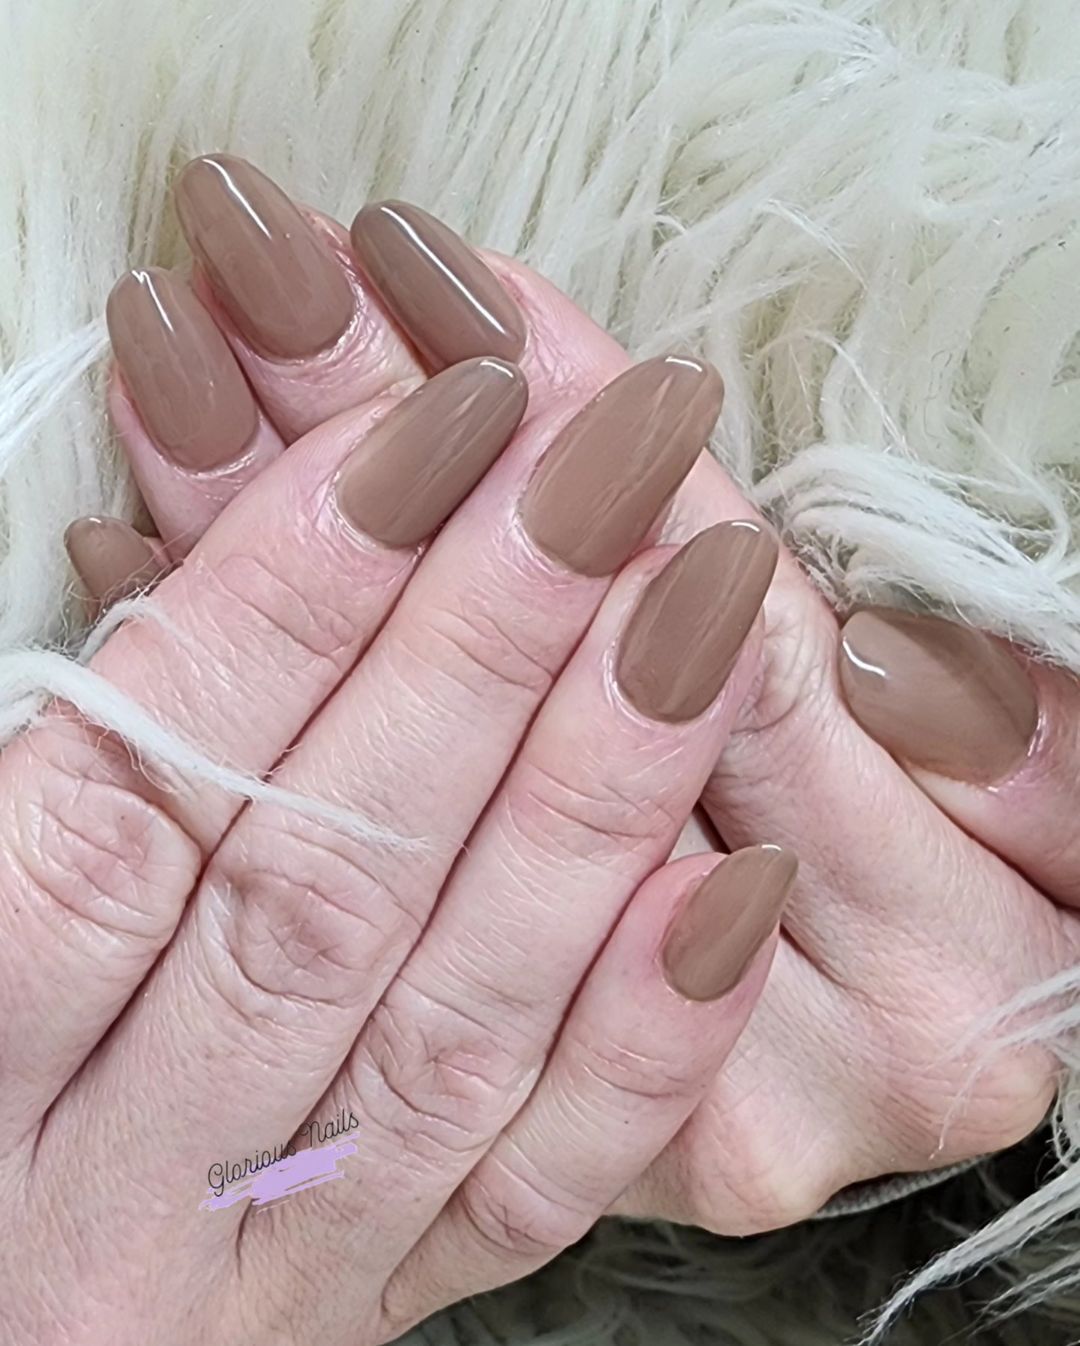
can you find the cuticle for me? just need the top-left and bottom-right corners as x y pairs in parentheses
(984, 700), (1046, 794)
(324, 465), (418, 559)
(167, 419), (262, 481)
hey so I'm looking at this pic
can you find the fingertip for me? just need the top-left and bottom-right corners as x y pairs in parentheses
(660, 844), (796, 1003)
(65, 515), (166, 610)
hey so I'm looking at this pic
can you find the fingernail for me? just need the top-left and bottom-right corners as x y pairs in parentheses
(839, 608), (1039, 783)
(65, 517), (164, 607)
(349, 201), (526, 372)
(615, 521), (777, 723)
(175, 155), (354, 360)
(663, 846), (797, 1001)
(106, 269), (258, 471)
(520, 356), (724, 577)
(335, 357), (527, 548)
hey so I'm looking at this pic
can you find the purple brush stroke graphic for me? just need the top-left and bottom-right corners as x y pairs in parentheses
(200, 1138), (358, 1212)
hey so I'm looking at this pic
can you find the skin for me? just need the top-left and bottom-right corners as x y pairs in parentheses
(6, 316), (781, 1342)
(7, 163), (1079, 1340)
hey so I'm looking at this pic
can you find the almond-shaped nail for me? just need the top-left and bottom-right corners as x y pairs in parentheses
(349, 201), (526, 372)
(335, 357), (527, 548)
(520, 356), (724, 578)
(616, 520), (777, 723)
(663, 845), (797, 1001)
(65, 517), (165, 608)
(175, 155), (354, 360)
(107, 269), (258, 471)
(839, 608), (1038, 784)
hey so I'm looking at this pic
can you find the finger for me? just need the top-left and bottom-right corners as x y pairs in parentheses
(174, 156), (427, 442)
(839, 607), (1080, 910)
(0, 360), (525, 1149)
(105, 268), (286, 557)
(64, 515), (170, 616)
(382, 847), (794, 1326)
(251, 524), (774, 1291)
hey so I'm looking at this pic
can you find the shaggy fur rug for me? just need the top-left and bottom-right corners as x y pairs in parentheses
(4, 1), (1080, 1341)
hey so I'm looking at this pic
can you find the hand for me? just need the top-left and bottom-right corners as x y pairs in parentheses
(3, 160), (794, 1342)
(85, 157), (1079, 1246)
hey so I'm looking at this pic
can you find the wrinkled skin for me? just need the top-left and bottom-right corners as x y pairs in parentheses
(2, 169), (1077, 1344)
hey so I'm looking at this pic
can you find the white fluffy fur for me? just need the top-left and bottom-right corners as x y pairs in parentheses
(4, 0), (1080, 1340)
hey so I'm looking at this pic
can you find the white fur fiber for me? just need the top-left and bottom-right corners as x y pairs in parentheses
(4, 0), (1080, 1341)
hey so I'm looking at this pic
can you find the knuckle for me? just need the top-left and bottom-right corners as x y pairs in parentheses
(671, 1081), (844, 1235)
(346, 985), (534, 1164)
(577, 1038), (699, 1106)
(507, 759), (677, 867)
(402, 595), (556, 707)
(897, 1044), (1056, 1164)
(4, 731), (199, 951)
(197, 552), (357, 673)
(971, 1053), (1057, 1151)
(723, 593), (843, 785)
(686, 1124), (837, 1235)
(457, 1162), (589, 1262)
(197, 816), (420, 1019)
(855, 969), (1058, 1163)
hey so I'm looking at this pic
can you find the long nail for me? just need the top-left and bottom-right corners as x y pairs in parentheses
(175, 155), (354, 360)
(349, 201), (526, 371)
(615, 521), (777, 723)
(107, 269), (258, 471)
(663, 846), (797, 1000)
(839, 608), (1038, 783)
(520, 356), (724, 578)
(335, 357), (527, 548)
(65, 517), (165, 608)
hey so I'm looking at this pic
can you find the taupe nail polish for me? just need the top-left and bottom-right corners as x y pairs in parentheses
(838, 608), (1039, 784)
(615, 521), (778, 723)
(335, 357), (527, 548)
(520, 356), (724, 578)
(65, 517), (164, 607)
(107, 269), (258, 471)
(663, 845), (797, 1001)
(349, 201), (526, 372)
(175, 155), (354, 360)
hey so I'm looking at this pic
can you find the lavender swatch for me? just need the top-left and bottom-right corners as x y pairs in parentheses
(201, 1138), (358, 1212)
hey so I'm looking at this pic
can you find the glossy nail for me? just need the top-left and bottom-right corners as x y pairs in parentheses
(663, 845), (797, 1001)
(616, 520), (777, 723)
(175, 155), (354, 360)
(520, 356), (724, 577)
(65, 517), (164, 607)
(107, 269), (258, 471)
(350, 201), (526, 371)
(335, 357), (527, 548)
(839, 608), (1038, 783)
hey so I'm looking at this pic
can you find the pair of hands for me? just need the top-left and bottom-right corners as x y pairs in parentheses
(3, 155), (1076, 1344)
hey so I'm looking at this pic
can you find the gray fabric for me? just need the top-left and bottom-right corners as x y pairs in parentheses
(814, 1158), (986, 1219)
